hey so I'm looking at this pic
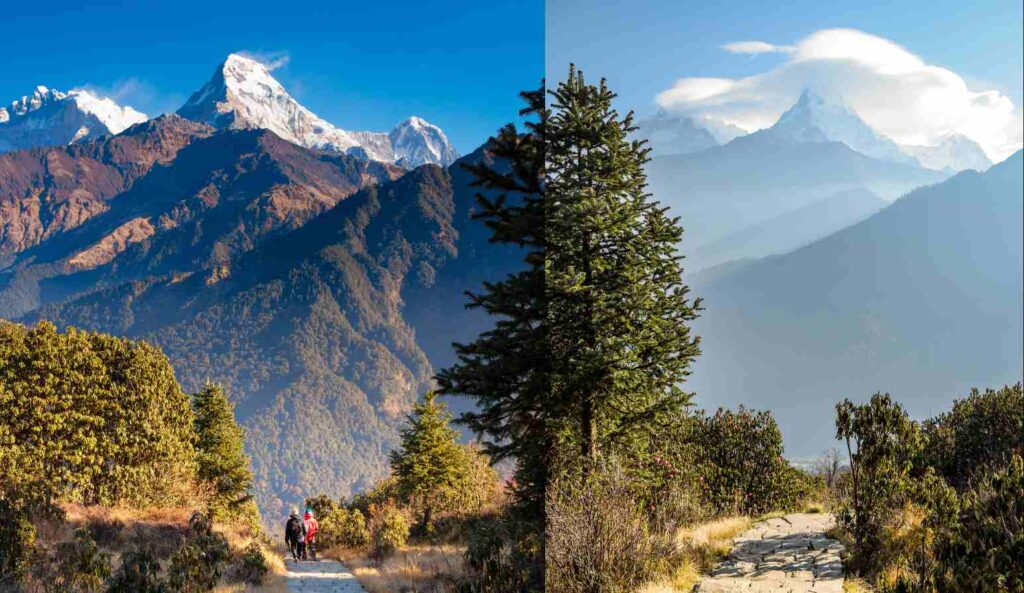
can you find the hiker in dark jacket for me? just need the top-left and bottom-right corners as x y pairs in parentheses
(285, 508), (306, 561)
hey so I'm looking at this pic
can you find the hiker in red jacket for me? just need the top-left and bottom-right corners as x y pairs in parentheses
(303, 508), (320, 560)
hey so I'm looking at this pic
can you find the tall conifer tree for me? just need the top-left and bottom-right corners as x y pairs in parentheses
(192, 383), (256, 521)
(546, 66), (701, 462)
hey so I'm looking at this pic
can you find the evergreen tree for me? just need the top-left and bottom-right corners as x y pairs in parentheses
(436, 86), (548, 518)
(546, 66), (701, 463)
(435, 85), (547, 590)
(192, 383), (256, 521)
(389, 392), (469, 531)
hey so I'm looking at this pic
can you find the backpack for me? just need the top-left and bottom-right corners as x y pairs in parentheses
(286, 516), (304, 542)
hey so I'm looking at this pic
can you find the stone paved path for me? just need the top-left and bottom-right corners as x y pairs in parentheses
(695, 513), (845, 593)
(284, 558), (367, 593)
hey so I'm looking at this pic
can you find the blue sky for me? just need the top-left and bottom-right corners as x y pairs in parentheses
(0, 0), (543, 154)
(546, 0), (1023, 159)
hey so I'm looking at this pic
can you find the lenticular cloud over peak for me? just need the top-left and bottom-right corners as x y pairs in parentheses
(656, 28), (1024, 162)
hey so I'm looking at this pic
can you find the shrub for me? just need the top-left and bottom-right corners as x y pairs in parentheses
(460, 510), (543, 593)
(835, 393), (922, 576)
(0, 501), (35, 588)
(348, 477), (400, 517)
(106, 549), (164, 593)
(369, 504), (410, 563)
(694, 406), (793, 515)
(165, 512), (232, 593)
(922, 383), (1024, 490)
(546, 460), (678, 593)
(319, 508), (371, 550)
(228, 542), (268, 586)
(935, 455), (1023, 592)
(27, 528), (111, 593)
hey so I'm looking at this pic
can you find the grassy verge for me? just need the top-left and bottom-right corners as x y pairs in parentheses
(638, 516), (752, 593)
(331, 543), (466, 593)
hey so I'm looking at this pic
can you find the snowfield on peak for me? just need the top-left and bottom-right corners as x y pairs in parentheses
(177, 53), (458, 167)
(764, 89), (918, 166)
(0, 86), (147, 153)
(901, 134), (992, 173)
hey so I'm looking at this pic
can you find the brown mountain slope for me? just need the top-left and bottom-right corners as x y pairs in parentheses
(32, 166), (458, 517)
(0, 115), (212, 263)
(0, 122), (402, 318)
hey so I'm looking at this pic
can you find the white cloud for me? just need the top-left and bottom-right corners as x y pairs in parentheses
(721, 41), (795, 55)
(658, 28), (1023, 161)
(236, 50), (291, 72)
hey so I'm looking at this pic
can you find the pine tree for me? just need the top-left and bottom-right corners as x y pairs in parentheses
(192, 383), (256, 521)
(435, 86), (549, 518)
(546, 66), (701, 463)
(389, 392), (469, 531)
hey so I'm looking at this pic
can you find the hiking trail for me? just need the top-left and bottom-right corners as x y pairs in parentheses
(695, 512), (846, 593)
(284, 558), (367, 593)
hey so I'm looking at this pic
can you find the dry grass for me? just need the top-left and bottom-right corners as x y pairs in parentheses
(43, 503), (288, 593)
(638, 516), (752, 592)
(333, 544), (466, 593)
(843, 577), (874, 592)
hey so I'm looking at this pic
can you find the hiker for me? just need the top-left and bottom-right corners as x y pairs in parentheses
(303, 507), (320, 560)
(285, 508), (306, 561)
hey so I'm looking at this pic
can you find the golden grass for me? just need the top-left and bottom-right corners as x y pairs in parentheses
(51, 503), (287, 593)
(639, 516), (752, 592)
(843, 577), (874, 592)
(333, 543), (466, 593)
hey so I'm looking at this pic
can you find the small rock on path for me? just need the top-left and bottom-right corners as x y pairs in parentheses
(284, 558), (367, 593)
(695, 512), (845, 593)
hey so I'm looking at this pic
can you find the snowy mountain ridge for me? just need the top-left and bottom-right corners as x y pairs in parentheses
(177, 53), (458, 167)
(901, 133), (992, 173)
(0, 86), (147, 152)
(763, 89), (918, 165)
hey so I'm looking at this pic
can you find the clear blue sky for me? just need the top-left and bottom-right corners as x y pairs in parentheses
(0, 0), (543, 154)
(546, 0), (1023, 118)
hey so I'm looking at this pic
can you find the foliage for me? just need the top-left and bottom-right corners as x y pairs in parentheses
(835, 393), (923, 575)
(192, 384), (256, 523)
(459, 510), (544, 593)
(304, 494), (339, 518)
(227, 543), (268, 586)
(318, 507), (371, 550)
(390, 392), (475, 532)
(348, 477), (400, 518)
(546, 460), (677, 593)
(922, 383), (1023, 490)
(369, 504), (410, 563)
(434, 85), (546, 590)
(106, 549), (165, 593)
(545, 66), (701, 466)
(934, 455), (1023, 592)
(0, 501), (35, 589)
(0, 321), (197, 508)
(694, 407), (795, 515)
(164, 512), (232, 593)
(31, 529), (112, 593)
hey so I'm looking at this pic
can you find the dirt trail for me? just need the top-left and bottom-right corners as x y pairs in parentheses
(695, 512), (845, 593)
(284, 558), (367, 593)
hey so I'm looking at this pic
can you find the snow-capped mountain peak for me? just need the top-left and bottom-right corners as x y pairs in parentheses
(901, 133), (992, 173)
(0, 86), (147, 153)
(767, 89), (917, 165)
(389, 116), (459, 168)
(177, 54), (458, 167)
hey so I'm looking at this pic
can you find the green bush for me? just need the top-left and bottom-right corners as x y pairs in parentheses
(0, 501), (35, 588)
(319, 508), (371, 550)
(369, 504), (409, 562)
(29, 529), (112, 593)
(922, 383), (1023, 490)
(694, 406), (794, 515)
(935, 455), (1023, 592)
(106, 549), (164, 593)
(165, 512), (232, 593)
(835, 393), (922, 576)
(228, 542), (268, 586)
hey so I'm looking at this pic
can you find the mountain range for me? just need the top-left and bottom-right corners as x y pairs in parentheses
(690, 150), (1023, 456)
(0, 54), (458, 168)
(0, 85), (147, 152)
